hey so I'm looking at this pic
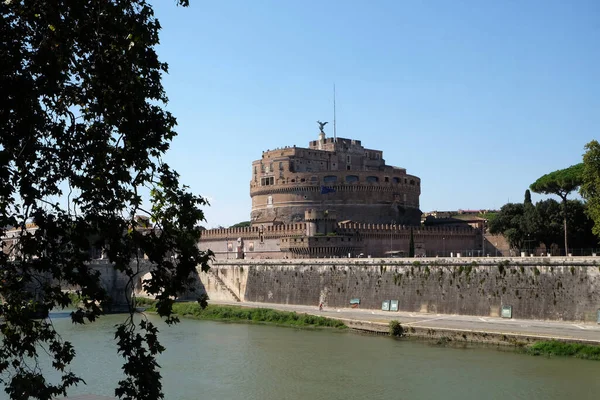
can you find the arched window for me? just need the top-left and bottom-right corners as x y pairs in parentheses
(323, 175), (337, 184)
(346, 175), (359, 183)
(367, 176), (379, 183)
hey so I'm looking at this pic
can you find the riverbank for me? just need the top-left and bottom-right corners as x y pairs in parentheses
(209, 299), (600, 345)
(136, 298), (600, 361)
(142, 300), (347, 329)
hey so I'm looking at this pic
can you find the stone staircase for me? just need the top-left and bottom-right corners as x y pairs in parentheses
(207, 269), (241, 302)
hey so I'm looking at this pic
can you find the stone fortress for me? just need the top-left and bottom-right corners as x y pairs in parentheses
(199, 124), (483, 259)
(250, 129), (421, 225)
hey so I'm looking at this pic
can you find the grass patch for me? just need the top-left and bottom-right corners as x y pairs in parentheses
(134, 297), (158, 307)
(144, 300), (346, 329)
(526, 340), (600, 360)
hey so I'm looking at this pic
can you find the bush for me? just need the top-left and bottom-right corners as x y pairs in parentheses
(389, 320), (404, 337)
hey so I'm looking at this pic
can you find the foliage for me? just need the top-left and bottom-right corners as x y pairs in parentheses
(145, 302), (347, 329)
(530, 164), (584, 199)
(580, 140), (600, 239)
(489, 196), (596, 252)
(526, 340), (600, 360)
(389, 320), (404, 337)
(229, 221), (251, 229)
(530, 164), (584, 253)
(488, 203), (527, 249)
(0, 1), (210, 399)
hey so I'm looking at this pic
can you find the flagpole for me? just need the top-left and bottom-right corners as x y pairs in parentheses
(333, 84), (337, 143)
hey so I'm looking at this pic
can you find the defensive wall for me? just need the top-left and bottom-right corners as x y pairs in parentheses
(203, 257), (600, 323)
(199, 223), (479, 259)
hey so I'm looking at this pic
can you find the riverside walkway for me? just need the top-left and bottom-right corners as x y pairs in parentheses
(212, 300), (600, 344)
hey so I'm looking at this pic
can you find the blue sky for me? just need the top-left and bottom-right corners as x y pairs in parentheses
(152, 0), (599, 228)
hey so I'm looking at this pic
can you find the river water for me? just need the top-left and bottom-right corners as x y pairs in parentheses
(3, 312), (599, 400)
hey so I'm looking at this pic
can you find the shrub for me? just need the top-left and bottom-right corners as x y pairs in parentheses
(389, 320), (404, 337)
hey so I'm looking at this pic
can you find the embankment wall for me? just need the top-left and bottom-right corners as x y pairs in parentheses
(205, 257), (600, 322)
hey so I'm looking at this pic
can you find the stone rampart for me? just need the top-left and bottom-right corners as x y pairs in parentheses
(206, 257), (600, 322)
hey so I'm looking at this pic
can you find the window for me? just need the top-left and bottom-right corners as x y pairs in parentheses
(279, 162), (283, 170)
(346, 175), (359, 183)
(346, 155), (351, 163)
(323, 175), (337, 183)
(384, 177), (389, 182)
(300, 178), (306, 182)
(254, 166), (257, 175)
(404, 178), (407, 184)
(393, 177), (400, 184)
(367, 176), (379, 183)
(410, 179), (415, 185)
(346, 165), (351, 170)
(261, 177), (274, 186)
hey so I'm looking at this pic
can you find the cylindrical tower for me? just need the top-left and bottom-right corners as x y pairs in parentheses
(250, 134), (421, 225)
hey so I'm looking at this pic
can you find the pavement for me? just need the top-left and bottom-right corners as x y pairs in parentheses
(211, 300), (600, 343)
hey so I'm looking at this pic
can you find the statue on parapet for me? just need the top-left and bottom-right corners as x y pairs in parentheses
(317, 120), (328, 134)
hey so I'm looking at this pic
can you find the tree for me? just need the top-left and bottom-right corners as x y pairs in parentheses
(229, 221), (251, 229)
(530, 164), (583, 255)
(1, 1), (210, 399)
(532, 199), (562, 251)
(580, 140), (600, 239)
(488, 203), (527, 250)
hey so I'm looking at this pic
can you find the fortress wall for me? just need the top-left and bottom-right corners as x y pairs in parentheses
(206, 258), (600, 322)
(199, 265), (249, 302)
(199, 224), (480, 259)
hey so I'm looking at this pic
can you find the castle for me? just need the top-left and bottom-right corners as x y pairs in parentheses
(199, 128), (482, 259)
(250, 132), (421, 225)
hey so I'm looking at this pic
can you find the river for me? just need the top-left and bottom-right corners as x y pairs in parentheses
(2, 312), (599, 400)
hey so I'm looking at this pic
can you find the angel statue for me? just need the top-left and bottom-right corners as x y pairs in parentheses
(317, 120), (328, 134)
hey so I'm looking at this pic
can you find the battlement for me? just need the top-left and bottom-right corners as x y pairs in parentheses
(199, 221), (474, 242)
(201, 223), (308, 240)
(336, 223), (474, 236)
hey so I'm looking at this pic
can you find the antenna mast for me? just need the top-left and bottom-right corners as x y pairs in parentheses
(333, 84), (337, 142)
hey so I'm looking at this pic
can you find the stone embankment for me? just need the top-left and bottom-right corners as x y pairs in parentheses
(201, 257), (600, 323)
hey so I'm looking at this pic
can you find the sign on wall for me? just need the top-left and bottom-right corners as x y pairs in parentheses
(390, 300), (399, 311)
(381, 300), (390, 311)
(501, 305), (513, 319)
